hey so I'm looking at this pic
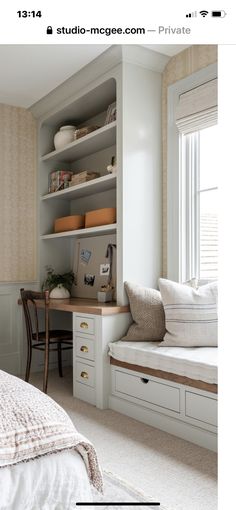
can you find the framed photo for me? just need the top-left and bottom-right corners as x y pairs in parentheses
(105, 102), (117, 125)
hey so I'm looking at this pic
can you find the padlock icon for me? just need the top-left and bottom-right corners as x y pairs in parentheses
(46, 26), (53, 35)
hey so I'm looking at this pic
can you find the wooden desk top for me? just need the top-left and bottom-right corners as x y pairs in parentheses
(19, 297), (130, 316)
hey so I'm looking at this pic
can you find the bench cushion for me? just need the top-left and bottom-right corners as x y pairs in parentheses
(108, 341), (217, 385)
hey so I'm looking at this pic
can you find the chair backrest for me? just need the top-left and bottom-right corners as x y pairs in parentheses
(20, 289), (50, 343)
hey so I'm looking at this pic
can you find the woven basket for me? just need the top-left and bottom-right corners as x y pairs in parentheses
(70, 171), (100, 185)
(74, 126), (99, 140)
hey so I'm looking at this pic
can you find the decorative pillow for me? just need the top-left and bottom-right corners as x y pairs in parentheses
(122, 282), (165, 341)
(158, 278), (218, 347)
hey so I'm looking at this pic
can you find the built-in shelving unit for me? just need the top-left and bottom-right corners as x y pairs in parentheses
(38, 76), (117, 298)
(35, 45), (164, 304)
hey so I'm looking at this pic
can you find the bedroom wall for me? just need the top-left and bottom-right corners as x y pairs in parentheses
(162, 45), (218, 277)
(0, 103), (37, 374)
(0, 104), (37, 281)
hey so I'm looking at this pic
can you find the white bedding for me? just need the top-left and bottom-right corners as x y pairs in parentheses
(0, 450), (93, 510)
(108, 341), (217, 384)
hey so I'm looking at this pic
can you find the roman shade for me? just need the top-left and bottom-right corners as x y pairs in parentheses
(175, 78), (218, 134)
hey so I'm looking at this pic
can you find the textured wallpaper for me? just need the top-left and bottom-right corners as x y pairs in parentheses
(162, 45), (218, 277)
(0, 104), (37, 281)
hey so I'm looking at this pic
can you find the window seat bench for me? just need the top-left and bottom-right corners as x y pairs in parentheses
(108, 341), (218, 451)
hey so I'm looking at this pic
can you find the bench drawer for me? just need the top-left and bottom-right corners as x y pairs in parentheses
(114, 369), (180, 413)
(74, 335), (95, 361)
(185, 391), (217, 426)
(74, 316), (95, 335)
(75, 361), (95, 388)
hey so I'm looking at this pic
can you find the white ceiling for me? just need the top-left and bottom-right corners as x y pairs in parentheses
(0, 44), (190, 108)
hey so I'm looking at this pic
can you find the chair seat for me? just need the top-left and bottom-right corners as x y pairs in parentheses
(32, 330), (73, 343)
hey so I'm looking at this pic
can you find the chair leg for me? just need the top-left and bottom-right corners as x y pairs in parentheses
(43, 341), (49, 393)
(25, 343), (32, 382)
(58, 342), (63, 378)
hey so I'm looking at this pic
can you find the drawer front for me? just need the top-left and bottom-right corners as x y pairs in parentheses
(185, 391), (217, 426)
(73, 382), (95, 406)
(74, 335), (95, 361)
(115, 370), (180, 413)
(75, 361), (95, 388)
(75, 316), (95, 335)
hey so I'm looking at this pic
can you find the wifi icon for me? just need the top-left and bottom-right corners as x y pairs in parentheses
(199, 10), (209, 17)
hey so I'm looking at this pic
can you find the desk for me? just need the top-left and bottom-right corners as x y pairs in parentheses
(20, 297), (131, 409)
(33, 297), (129, 316)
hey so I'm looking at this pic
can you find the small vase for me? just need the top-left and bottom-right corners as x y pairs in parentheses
(50, 285), (70, 299)
(54, 125), (76, 150)
(97, 290), (113, 302)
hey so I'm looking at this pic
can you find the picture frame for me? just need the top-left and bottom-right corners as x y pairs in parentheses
(105, 101), (117, 125)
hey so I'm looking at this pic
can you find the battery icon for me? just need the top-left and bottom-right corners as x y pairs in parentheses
(211, 10), (227, 17)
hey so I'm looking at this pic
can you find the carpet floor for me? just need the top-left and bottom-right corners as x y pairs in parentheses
(30, 368), (217, 510)
(92, 471), (165, 509)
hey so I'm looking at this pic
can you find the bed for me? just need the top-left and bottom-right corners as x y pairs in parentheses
(0, 369), (102, 509)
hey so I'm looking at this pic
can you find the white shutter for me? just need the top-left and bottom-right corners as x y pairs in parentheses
(175, 78), (218, 134)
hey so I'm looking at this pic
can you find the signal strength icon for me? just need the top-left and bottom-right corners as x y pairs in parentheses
(186, 11), (197, 18)
(199, 10), (209, 17)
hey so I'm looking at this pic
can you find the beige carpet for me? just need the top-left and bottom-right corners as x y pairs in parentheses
(92, 471), (162, 509)
(30, 368), (217, 510)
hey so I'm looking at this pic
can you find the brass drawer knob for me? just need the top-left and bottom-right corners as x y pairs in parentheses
(80, 321), (88, 329)
(80, 371), (89, 379)
(80, 345), (89, 353)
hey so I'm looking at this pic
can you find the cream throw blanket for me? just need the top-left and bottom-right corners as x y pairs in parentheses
(0, 370), (102, 492)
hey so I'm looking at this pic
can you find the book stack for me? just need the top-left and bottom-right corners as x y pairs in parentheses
(49, 170), (73, 193)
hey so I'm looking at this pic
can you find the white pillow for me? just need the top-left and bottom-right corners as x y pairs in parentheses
(159, 278), (218, 347)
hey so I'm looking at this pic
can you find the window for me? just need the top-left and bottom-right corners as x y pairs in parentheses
(181, 125), (218, 283)
(167, 64), (218, 284)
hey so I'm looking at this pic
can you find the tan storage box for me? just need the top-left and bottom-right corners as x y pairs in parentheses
(54, 215), (85, 233)
(85, 208), (116, 228)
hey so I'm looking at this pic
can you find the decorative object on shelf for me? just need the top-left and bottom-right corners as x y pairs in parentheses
(69, 171), (100, 186)
(85, 207), (116, 228)
(42, 266), (76, 298)
(74, 125), (100, 140)
(104, 102), (116, 125)
(107, 155), (117, 174)
(97, 243), (116, 302)
(97, 285), (113, 302)
(54, 125), (76, 150)
(54, 214), (85, 233)
(49, 170), (73, 193)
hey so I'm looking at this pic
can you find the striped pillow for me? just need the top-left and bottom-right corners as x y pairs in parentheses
(159, 278), (218, 347)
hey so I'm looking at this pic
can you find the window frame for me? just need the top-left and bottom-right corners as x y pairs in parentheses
(167, 63), (217, 283)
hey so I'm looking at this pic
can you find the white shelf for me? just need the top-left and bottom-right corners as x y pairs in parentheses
(40, 223), (117, 240)
(41, 122), (116, 163)
(41, 174), (116, 201)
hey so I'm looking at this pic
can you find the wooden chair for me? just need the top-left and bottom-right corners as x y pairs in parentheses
(20, 289), (73, 393)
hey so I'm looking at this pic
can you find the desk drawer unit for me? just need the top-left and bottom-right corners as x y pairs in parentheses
(74, 335), (95, 362)
(114, 369), (180, 413)
(73, 310), (132, 409)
